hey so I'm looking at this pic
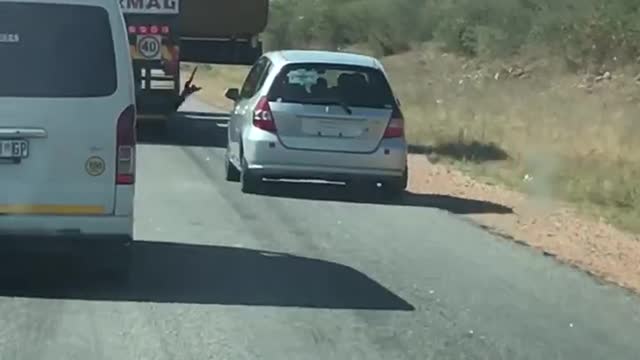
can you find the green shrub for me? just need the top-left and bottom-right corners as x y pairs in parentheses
(264, 0), (640, 69)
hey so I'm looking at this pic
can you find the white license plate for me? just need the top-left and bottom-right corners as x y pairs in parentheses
(302, 119), (362, 138)
(0, 140), (29, 158)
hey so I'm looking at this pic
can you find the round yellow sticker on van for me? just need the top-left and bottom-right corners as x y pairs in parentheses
(85, 156), (106, 176)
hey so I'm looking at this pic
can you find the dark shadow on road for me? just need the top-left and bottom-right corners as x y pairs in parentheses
(137, 110), (229, 148)
(0, 240), (414, 311)
(410, 141), (510, 163)
(256, 182), (513, 215)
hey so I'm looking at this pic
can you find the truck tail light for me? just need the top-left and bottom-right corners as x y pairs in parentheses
(116, 105), (136, 185)
(253, 97), (277, 132)
(129, 25), (170, 35)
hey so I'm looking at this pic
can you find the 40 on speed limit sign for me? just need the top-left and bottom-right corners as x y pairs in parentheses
(137, 35), (162, 60)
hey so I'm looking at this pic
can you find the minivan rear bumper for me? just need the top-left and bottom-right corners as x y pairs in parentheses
(0, 215), (132, 238)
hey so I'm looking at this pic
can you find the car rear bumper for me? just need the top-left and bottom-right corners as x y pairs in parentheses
(243, 130), (407, 180)
(248, 164), (404, 183)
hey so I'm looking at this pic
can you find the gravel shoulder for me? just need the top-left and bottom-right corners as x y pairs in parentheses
(408, 154), (640, 294)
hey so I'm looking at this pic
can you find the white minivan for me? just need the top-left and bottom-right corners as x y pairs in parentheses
(0, 0), (136, 278)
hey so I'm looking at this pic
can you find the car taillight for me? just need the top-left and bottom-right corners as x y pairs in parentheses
(116, 105), (136, 185)
(383, 108), (405, 138)
(253, 97), (277, 132)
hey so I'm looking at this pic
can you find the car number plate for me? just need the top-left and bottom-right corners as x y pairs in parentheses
(302, 119), (362, 138)
(0, 140), (29, 159)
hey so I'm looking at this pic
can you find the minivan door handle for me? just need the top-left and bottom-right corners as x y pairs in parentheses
(0, 128), (47, 139)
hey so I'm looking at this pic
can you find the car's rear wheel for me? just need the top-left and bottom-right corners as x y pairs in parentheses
(225, 152), (241, 182)
(382, 168), (408, 199)
(382, 183), (405, 199)
(240, 156), (262, 194)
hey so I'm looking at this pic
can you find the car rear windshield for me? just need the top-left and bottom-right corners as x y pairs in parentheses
(0, 2), (117, 98)
(268, 63), (397, 109)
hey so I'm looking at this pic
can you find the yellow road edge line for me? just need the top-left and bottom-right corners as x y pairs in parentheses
(0, 205), (105, 215)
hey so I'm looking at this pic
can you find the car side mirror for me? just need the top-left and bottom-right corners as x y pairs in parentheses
(396, 97), (402, 107)
(225, 88), (240, 101)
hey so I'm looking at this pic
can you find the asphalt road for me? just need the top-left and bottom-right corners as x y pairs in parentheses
(0, 97), (639, 359)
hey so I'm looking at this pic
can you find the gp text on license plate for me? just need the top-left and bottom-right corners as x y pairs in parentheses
(0, 140), (29, 159)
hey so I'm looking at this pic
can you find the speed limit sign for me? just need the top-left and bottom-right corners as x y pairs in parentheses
(137, 35), (161, 60)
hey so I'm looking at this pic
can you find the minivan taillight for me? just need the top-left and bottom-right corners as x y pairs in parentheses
(116, 105), (136, 185)
(383, 108), (405, 138)
(253, 97), (277, 132)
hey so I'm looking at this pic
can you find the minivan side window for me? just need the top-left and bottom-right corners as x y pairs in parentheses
(0, 3), (117, 98)
(240, 57), (270, 99)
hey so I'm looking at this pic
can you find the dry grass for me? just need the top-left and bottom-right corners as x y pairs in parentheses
(183, 45), (640, 233)
(384, 44), (640, 233)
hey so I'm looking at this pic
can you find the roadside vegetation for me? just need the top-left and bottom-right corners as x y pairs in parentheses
(188, 0), (640, 233)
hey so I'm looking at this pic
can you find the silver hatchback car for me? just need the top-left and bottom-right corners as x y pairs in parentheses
(224, 50), (408, 196)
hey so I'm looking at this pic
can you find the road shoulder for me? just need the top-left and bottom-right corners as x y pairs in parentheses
(408, 154), (640, 295)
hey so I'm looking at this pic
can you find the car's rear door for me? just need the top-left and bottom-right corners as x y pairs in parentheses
(0, 1), (125, 215)
(229, 56), (272, 160)
(267, 63), (397, 153)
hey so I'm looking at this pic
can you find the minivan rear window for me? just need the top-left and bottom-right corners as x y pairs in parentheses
(268, 63), (396, 109)
(0, 2), (117, 98)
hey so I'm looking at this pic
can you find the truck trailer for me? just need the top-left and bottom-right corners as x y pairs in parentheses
(119, 0), (269, 128)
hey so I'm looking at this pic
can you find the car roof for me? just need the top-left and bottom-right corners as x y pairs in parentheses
(266, 50), (383, 70)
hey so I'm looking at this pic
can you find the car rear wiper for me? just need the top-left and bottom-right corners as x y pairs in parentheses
(335, 99), (353, 115)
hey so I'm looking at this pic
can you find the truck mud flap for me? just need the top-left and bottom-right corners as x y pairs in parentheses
(179, 38), (263, 65)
